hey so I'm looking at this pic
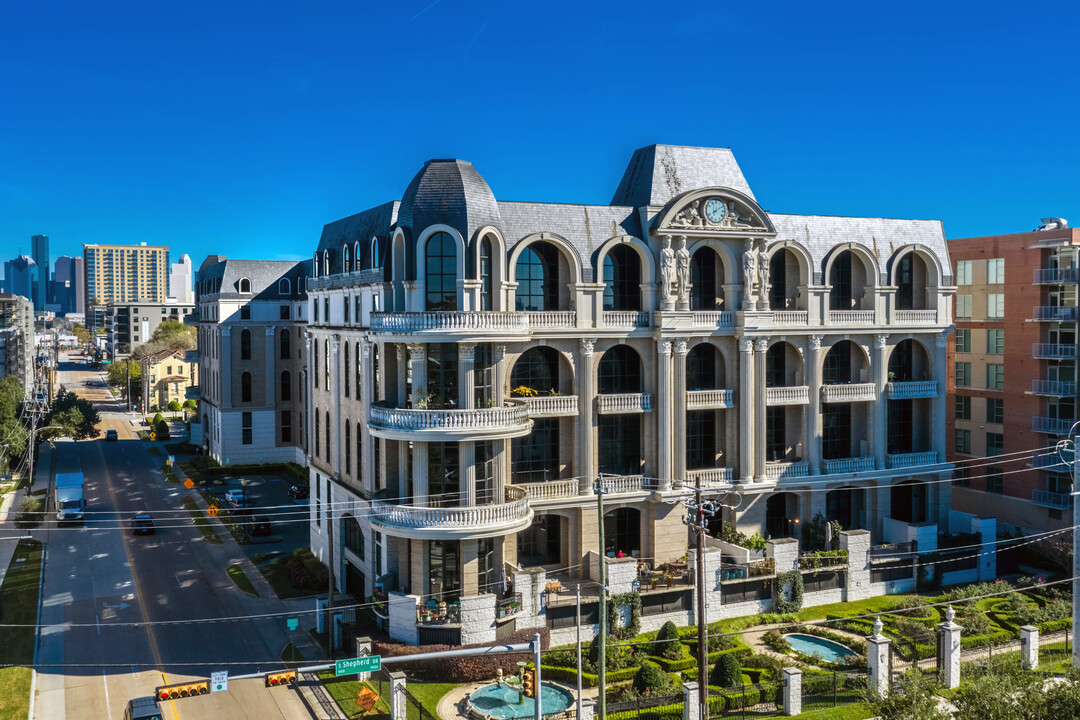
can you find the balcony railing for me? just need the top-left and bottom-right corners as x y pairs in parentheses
(1032, 451), (1071, 471)
(524, 396), (579, 417)
(821, 383), (877, 403)
(822, 456), (875, 474)
(1034, 343), (1077, 359)
(496, 592), (523, 620)
(766, 461), (809, 480)
(686, 389), (735, 409)
(765, 386), (810, 406)
(527, 311), (576, 329)
(518, 479), (580, 500)
(828, 310), (875, 325)
(1034, 268), (1080, 284)
(602, 311), (650, 328)
(598, 393), (653, 414)
(370, 311), (528, 333)
(1031, 380), (1077, 397)
(685, 467), (734, 487)
(886, 380), (938, 399)
(886, 451), (938, 469)
(1033, 306), (1079, 322)
(371, 486), (531, 533)
(598, 475), (654, 494)
(771, 311), (808, 326)
(369, 402), (531, 434)
(1032, 489), (1073, 509)
(692, 311), (735, 328)
(720, 558), (775, 582)
(1033, 416), (1075, 435)
(893, 309), (938, 324)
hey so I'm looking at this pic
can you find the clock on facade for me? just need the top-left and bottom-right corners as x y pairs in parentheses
(704, 197), (727, 223)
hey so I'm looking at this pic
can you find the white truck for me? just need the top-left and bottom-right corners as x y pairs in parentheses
(55, 472), (86, 524)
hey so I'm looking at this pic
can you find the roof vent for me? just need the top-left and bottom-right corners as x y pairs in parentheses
(1036, 217), (1068, 231)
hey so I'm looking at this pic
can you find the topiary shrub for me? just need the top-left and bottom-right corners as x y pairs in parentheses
(710, 653), (742, 688)
(632, 663), (673, 697)
(152, 412), (164, 426)
(155, 419), (170, 440)
(656, 621), (682, 660)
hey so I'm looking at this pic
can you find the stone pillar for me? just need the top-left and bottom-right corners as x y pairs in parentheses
(395, 344), (407, 406)
(782, 668), (802, 716)
(738, 337), (754, 484)
(389, 671), (408, 720)
(938, 606), (962, 689)
(265, 325), (276, 408)
(1020, 625), (1039, 670)
(459, 342), (476, 410)
(579, 338), (596, 493)
(753, 337), (769, 482)
(806, 334), (823, 475)
(767, 538), (799, 573)
(407, 343), (427, 406)
(579, 699), (596, 720)
(493, 343), (507, 405)
(840, 530), (871, 602)
(656, 339), (674, 490)
(867, 618), (891, 699)
(355, 636), (373, 680)
(872, 334), (889, 470)
(931, 333), (948, 462)
(682, 681), (701, 720)
(673, 339), (689, 489)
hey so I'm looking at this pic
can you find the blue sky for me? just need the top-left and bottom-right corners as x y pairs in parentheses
(2, 1), (1078, 269)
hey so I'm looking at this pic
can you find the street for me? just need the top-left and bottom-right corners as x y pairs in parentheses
(32, 351), (314, 720)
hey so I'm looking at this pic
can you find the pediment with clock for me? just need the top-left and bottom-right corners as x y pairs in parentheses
(654, 187), (776, 237)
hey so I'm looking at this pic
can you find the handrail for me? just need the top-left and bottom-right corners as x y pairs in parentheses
(598, 393), (653, 413)
(370, 311), (528, 333)
(886, 381), (938, 399)
(369, 402), (530, 430)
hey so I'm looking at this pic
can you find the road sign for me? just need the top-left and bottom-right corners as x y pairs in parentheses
(211, 671), (228, 693)
(167, 455), (174, 466)
(336, 655), (381, 676)
(184, 479), (194, 489)
(286, 618), (298, 631)
(207, 505), (219, 518)
(149, 432), (157, 441)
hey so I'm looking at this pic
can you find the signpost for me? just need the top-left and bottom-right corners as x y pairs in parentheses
(286, 618), (299, 631)
(335, 656), (381, 676)
(207, 505), (219, 518)
(211, 671), (228, 693)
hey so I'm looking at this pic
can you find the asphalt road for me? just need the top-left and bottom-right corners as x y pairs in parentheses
(32, 351), (313, 720)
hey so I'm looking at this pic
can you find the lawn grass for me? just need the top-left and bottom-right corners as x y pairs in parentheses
(161, 464), (179, 484)
(317, 673), (452, 720)
(181, 496), (222, 544)
(795, 594), (907, 622)
(0, 539), (43, 665)
(0, 667), (32, 720)
(226, 563), (258, 595)
(790, 703), (875, 719)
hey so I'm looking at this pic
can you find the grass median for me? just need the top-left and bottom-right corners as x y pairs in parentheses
(0, 539), (44, 720)
(226, 563), (258, 595)
(182, 496), (222, 544)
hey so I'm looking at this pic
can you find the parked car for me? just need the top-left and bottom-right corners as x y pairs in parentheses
(131, 514), (155, 535)
(105, 429), (119, 442)
(288, 485), (309, 500)
(248, 516), (272, 536)
(225, 489), (250, 508)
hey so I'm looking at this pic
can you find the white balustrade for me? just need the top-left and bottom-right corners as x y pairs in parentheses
(527, 311), (577, 329)
(370, 486), (531, 531)
(771, 311), (808, 326)
(821, 383), (877, 402)
(603, 311), (650, 328)
(598, 393), (653, 413)
(692, 311), (735, 327)
(685, 468), (734, 486)
(598, 475), (652, 493)
(524, 395), (579, 416)
(369, 403), (531, 431)
(822, 456), (875, 474)
(686, 389), (735, 409)
(766, 461), (809, 480)
(885, 451), (939, 469)
(518, 480), (580, 500)
(370, 311), (529, 333)
(886, 381), (938, 399)
(765, 386), (810, 406)
(828, 310), (875, 325)
(893, 310), (938, 324)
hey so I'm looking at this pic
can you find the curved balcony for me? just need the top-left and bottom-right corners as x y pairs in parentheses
(524, 396), (579, 417)
(369, 311), (529, 338)
(368, 401), (532, 441)
(765, 386), (809, 406)
(821, 383), (877, 403)
(887, 381), (938, 399)
(687, 389), (734, 409)
(370, 486), (533, 540)
(518, 479), (582, 501)
(598, 393), (653, 414)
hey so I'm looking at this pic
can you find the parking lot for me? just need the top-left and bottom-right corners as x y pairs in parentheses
(206, 471), (310, 562)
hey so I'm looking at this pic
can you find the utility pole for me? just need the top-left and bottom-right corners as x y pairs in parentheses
(533, 632), (542, 720)
(1071, 430), (1079, 668)
(595, 473), (608, 720)
(575, 584), (582, 720)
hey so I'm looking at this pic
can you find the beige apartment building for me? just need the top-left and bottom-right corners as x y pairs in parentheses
(84, 242), (170, 329)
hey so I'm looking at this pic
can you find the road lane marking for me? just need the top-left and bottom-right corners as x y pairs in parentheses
(96, 614), (100, 635)
(102, 670), (111, 720)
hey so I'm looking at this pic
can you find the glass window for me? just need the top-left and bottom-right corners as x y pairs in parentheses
(313, 342), (318, 389)
(895, 254), (914, 310)
(986, 432), (1003, 457)
(240, 329), (251, 360)
(356, 421), (363, 482)
(426, 344), (459, 409)
(603, 245), (642, 311)
(687, 410), (718, 469)
(986, 363), (1004, 390)
(280, 329), (290, 360)
(955, 361), (972, 387)
(956, 260), (972, 285)
(344, 422), (351, 475)
(280, 371), (291, 401)
(425, 232), (457, 311)
(344, 343), (350, 398)
(515, 243), (558, 311)
(986, 398), (1003, 424)
(240, 305), (251, 320)
(690, 248), (722, 310)
(988, 258), (1005, 284)
(598, 415), (642, 475)
(985, 466), (1004, 493)
(512, 417), (560, 483)
(511, 346), (558, 397)
(343, 295), (350, 324)
(281, 410), (291, 443)
(988, 294), (1004, 319)
(480, 237), (493, 311)
(241, 372), (252, 402)
(955, 395), (971, 420)
(428, 540), (461, 601)
(242, 411), (252, 445)
(279, 305), (289, 320)
(314, 406), (319, 457)
(986, 329), (1004, 354)
(956, 295), (972, 319)
(344, 515), (364, 560)
(518, 515), (560, 567)
(953, 466), (971, 487)
(477, 537), (496, 595)
(954, 428), (971, 454)
(428, 442), (459, 508)
(954, 329), (971, 353)
(325, 411), (330, 460)
(598, 345), (643, 394)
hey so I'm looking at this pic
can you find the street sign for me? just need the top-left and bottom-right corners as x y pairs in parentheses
(335, 655), (381, 676)
(149, 432), (157, 441)
(207, 505), (219, 518)
(286, 618), (299, 631)
(167, 455), (174, 466)
(211, 671), (228, 693)
(184, 479), (194, 489)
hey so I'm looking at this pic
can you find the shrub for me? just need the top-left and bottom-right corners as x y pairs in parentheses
(155, 419), (170, 440)
(656, 621), (682, 660)
(632, 663), (673, 697)
(152, 412), (164, 426)
(762, 629), (790, 654)
(710, 653), (742, 688)
(372, 627), (550, 683)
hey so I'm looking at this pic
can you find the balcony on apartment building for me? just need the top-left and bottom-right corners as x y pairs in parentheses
(1033, 343), (1077, 360)
(885, 451), (939, 470)
(821, 456), (875, 474)
(1031, 380), (1077, 397)
(523, 395), (579, 417)
(1031, 451), (1071, 472)
(601, 310), (650, 328)
(886, 381), (938, 399)
(369, 311), (530, 337)
(821, 383), (877, 403)
(597, 393), (653, 414)
(1031, 489), (1073, 509)
(765, 386), (810, 406)
(827, 310), (876, 326)
(1032, 416), (1075, 435)
(1033, 268), (1080, 284)
(368, 401), (532, 441)
(686, 389), (735, 409)
(685, 467), (735, 488)
(691, 311), (735, 328)
(369, 485), (532, 538)
(1033, 306), (1080, 322)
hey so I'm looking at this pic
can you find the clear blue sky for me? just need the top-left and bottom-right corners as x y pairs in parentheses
(2, 0), (1078, 269)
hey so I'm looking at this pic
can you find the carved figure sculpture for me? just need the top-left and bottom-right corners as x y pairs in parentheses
(743, 246), (756, 291)
(676, 237), (691, 301)
(660, 236), (676, 299)
(757, 246), (770, 293)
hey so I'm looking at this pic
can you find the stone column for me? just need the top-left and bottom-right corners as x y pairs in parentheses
(738, 337), (754, 484)
(673, 339), (689, 490)
(938, 606), (962, 689)
(782, 668), (802, 716)
(407, 344), (428, 505)
(867, 618), (891, 699)
(407, 343), (427, 407)
(931, 333), (948, 462)
(656, 339), (674, 491)
(459, 342), (476, 410)
(221, 326), (233, 407)
(806, 334), (823, 475)
(265, 325), (276, 408)
(872, 334), (889, 470)
(355, 636), (373, 680)
(682, 681), (701, 720)
(579, 338), (596, 493)
(840, 530), (871, 602)
(1020, 625), (1039, 670)
(753, 337), (769, 482)
(388, 671), (407, 720)
(493, 343), (507, 405)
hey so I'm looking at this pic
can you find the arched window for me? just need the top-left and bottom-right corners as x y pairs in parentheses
(690, 248), (723, 310)
(599, 345), (643, 394)
(425, 231), (457, 311)
(241, 372), (252, 402)
(369, 237), (380, 269)
(356, 421), (363, 479)
(344, 422), (351, 475)
(312, 253), (320, 277)
(342, 244), (350, 273)
(480, 236), (493, 311)
(323, 250), (330, 277)
(280, 329), (290, 360)
(354, 241), (361, 272)
(603, 245), (641, 311)
(239, 277), (251, 294)
(280, 371), (291, 401)
(515, 243), (557, 311)
(511, 347), (559, 396)
(314, 405), (320, 457)
(278, 278), (291, 295)
(240, 329), (251, 360)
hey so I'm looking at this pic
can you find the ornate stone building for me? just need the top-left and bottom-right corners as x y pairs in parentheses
(306, 145), (968, 646)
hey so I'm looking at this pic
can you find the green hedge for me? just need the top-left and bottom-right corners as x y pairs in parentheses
(960, 630), (1013, 650)
(540, 665), (639, 688)
(1038, 618), (1072, 634)
(653, 655), (699, 673)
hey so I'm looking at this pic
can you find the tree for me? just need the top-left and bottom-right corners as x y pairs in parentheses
(43, 390), (100, 441)
(872, 670), (950, 720)
(183, 399), (197, 416)
(107, 360), (142, 405)
(804, 512), (843, 552)
(133, 319), (195, 358)
(168, 400), (182, 417)
(951, 660), (1043, 720)
(0, 377), (27, 474)
(710, 653), (742, 688)
(72, 325), (91, 345)
(155, 419), (170, 440)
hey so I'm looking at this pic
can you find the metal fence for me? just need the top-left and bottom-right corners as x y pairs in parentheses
(708, 680), (785, 718)
(606, 692), (684, 720)
(404, 684), (440, 720)
(800, 671), (868, 713)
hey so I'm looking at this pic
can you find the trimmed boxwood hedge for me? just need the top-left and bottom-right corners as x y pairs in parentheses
(1038, 618), (1072, 634)
(541, 665), (639, 688)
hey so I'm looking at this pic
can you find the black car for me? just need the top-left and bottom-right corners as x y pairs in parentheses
(132, 514), (155, 535)
(105, 429), (119, 442)
(248, 516), (272, 536)
(288, 485), (309, 500)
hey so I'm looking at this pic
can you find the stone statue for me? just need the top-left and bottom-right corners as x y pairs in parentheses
(660, 236), (676, 299)
(743, 246), (756, 291)
(676, 237), (691, 301)
(757, 246), (770, 293)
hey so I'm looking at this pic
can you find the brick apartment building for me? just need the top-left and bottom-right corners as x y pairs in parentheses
(947, 218), (1079, 534)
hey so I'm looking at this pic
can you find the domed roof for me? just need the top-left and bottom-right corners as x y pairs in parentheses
(397, 159), (502, 242)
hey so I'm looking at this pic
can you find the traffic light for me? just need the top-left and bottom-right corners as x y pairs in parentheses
(156, 680), (209, 700)
(266, 670), (297, 687)
(522, 668), (536, 698)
